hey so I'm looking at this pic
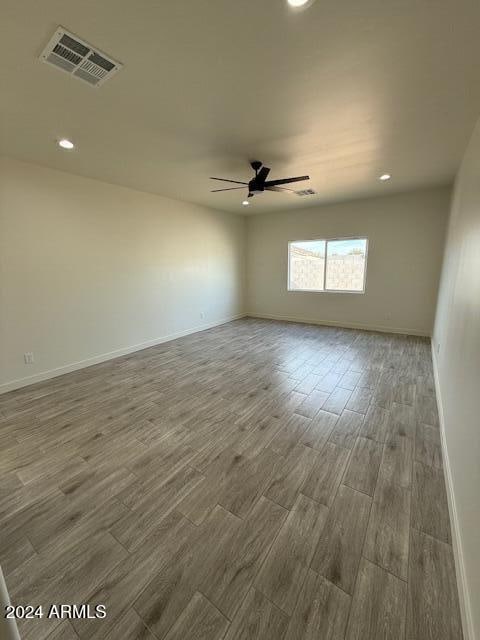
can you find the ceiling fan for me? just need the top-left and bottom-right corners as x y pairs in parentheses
(210, 161), (310, 199)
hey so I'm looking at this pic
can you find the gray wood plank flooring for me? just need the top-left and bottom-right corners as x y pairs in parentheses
(0, 318), (462, 639)
(311, 484), (371, 594)
(343, 437), (382, 496)
(255, 494), (328, 614)
(346, 557), (407, 640)
(224, 588), (289, 640)
(407, 529), (463, 640)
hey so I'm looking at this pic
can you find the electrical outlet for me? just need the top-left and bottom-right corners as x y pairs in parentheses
(24, 352), (34, 364)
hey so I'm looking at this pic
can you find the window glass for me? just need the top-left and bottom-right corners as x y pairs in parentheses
(288, 240), (326, 291)
(325, 238), (367, 291)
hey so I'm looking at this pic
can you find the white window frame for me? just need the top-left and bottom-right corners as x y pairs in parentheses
(287, 236), (369, 294)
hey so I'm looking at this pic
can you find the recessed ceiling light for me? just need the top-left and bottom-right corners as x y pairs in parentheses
(287, 0), (313, 7)
(58, 139), (74, 150)
(379, 173), (391, 181)
(242, 200), (250, 206)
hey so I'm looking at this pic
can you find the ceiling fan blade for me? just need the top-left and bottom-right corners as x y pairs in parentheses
(264, 175), (310, 187)
(265, 186), (296, 193)
(210, 177), (248, 185)
(211, 187), (246, 192)
(256, 166), (271, 182)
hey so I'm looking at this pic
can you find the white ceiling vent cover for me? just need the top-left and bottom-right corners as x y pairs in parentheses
(295, 188), (317, 196)
(40, 27), (122, 87)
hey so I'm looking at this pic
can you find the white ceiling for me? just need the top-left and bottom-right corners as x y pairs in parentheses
(2, 0), (480, 214)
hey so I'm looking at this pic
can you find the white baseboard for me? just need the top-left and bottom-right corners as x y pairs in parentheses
(247, 312), (430, 337)
(431, 344), (474, 640)
(0, 313), (247, 395)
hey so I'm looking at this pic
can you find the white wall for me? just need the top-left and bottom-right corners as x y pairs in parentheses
(0, 157), (246, 391)
(433, 120), (480, 640)
(246, 187), (450, 336)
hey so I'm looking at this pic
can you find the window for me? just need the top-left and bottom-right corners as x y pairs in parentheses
(288, 237), (368, 293)
(288, 240), (326, 291)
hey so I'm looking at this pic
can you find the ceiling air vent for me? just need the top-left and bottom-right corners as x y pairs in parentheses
(39, 27), (122, 87)
(295, 188), (317, 196)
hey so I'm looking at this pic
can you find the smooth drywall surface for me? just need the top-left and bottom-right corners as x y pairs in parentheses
(433, 120), (480, 640)
(0, 157), (246, 391)
(246, 187), (450, 335)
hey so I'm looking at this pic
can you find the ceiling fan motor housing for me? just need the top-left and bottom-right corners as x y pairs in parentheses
(248, 178), (265, 196)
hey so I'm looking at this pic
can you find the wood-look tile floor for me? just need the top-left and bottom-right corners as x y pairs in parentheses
(0, 318), (463, 640)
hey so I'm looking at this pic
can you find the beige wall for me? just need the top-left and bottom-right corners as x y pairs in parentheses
(0, 157), (246, 391)
(433, 120), (480, 640)
(246, 187), (450, 335)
